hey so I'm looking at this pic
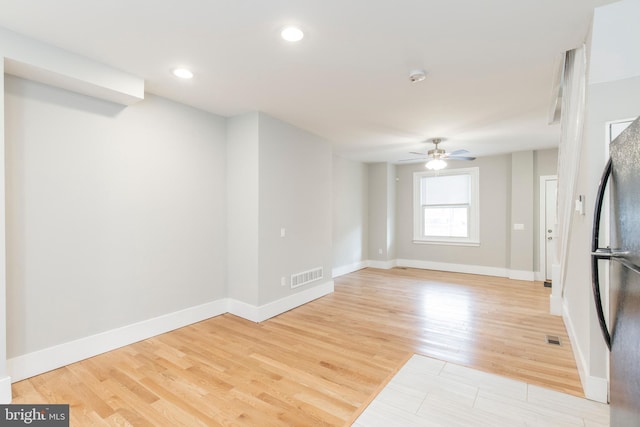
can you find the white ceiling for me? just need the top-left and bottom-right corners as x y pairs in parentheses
(0, 0), (618, 163)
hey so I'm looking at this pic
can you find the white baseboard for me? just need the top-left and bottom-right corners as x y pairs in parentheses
(508, 269), (536, 281)
(7, 299), (228, 383)
(396, 259), (509, 278)
(534, 271), (545, 281)
(332, 261), (368, 278)
(550, 294), (563, 316)
(228, 280), (334, 323)
(562, 303), (609, 403)
(367, 259), (397, 270)
(7, 281), (336, 383)
(583, 375), (609, 404)
(226, 298), (261, 322)
(0, 375), (11, 403)
(336, 258), (534, 281)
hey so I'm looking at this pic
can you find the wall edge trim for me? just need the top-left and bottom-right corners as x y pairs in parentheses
(563, 302), (609, 403)
(7, 299), (228, 383)
(508, 269), (536, 281)
(228, 280), (334, 323)
(0, 376), (11, 403)
(395, 258), (509, 278)
(368, 260), (397, 270)
(332, 261), (369, 278)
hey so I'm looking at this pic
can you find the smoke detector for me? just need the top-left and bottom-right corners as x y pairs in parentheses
(409, 69), (427, 83)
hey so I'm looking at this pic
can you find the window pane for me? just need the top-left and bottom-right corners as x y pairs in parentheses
(424, 206), (469, 237)
(421, 174), (470, 205)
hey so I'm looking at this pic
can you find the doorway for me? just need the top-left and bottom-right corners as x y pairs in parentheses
(540, 175), (558, 282)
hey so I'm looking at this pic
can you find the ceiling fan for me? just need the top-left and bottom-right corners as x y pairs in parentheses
(401, 138), (475, 170)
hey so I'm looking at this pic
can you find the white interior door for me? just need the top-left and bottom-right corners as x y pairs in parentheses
(544, 178), (558, 281)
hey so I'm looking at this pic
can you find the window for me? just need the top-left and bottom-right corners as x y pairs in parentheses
(413, 167), (479, 246)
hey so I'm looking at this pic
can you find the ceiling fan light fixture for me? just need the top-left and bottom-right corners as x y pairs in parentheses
(425, 158), (447, 170)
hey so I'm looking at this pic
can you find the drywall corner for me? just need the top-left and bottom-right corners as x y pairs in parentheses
(228, 280), (334, 323)
(0, 376), (11, 403)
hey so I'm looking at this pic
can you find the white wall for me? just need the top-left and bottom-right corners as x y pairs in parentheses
(589, 0), (640, 85)
(561, 0), (640, 402)
(368, 163), (395, 265)
(257, 113), (333, 306)
(4, 76), (228, 358)
(227, 113), (260, 305)
(386, 163), (397, 261)
(510, 151), (534, 277)
(396, 155), (511, 273)
(394, 151), (556, 278)
(0, 57), (8, 402)
(332, 156), (368, 275)
(563, 75), (640, 401)
(3, 80), (335, 383)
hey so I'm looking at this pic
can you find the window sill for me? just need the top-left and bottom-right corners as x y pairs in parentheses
(413, 239), (480, 247)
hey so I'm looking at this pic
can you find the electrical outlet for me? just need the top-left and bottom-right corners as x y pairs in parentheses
(281, 277), (287, 287)
(378, 248), (383, 255)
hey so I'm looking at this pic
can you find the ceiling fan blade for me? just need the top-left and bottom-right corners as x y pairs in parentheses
(446, 156), (476, 161)
(448, 149), (469, 156)
(399, 157), (427, 162)
(409, 151), (427, 155)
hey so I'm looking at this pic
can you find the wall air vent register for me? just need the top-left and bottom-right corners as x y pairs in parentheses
(291, 267), (323, 288)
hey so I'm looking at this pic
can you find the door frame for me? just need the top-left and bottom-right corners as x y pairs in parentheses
(539, 175), (558, 282)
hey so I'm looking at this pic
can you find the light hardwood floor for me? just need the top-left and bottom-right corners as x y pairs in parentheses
(11, 268), (582, 426)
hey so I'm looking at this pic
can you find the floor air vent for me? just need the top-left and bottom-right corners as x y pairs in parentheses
(291, 267), (323, 289)
(545, 335), (561, 345)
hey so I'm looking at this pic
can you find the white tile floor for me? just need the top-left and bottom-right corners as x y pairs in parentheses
(353, 355), (609, 427)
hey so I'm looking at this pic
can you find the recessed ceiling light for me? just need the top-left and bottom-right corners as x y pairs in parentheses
(281, 26), (304, 42)
(172, 68), (194, 79)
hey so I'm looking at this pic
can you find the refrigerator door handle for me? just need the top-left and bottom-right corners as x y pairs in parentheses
(592, 248), (630, 259)
(591, 158), (612, 351)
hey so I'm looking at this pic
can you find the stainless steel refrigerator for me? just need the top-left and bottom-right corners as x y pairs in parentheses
(592, 116), (640, 425)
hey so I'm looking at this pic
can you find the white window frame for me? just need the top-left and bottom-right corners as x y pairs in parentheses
(413, 167), (480, 246)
